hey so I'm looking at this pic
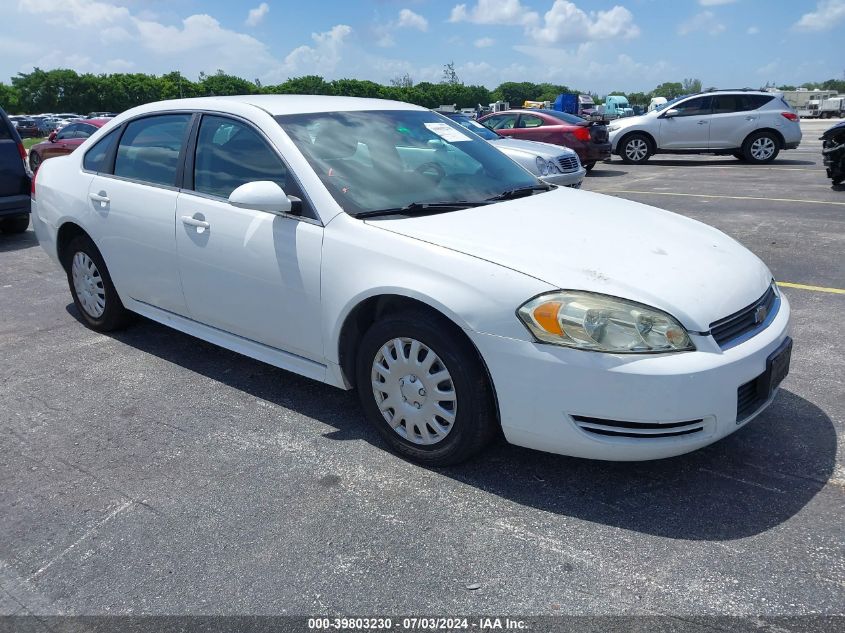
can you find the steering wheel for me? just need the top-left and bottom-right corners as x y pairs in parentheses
(415, 162), (446, 184)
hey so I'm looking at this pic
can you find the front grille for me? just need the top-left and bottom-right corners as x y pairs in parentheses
(572, 415), (706, 439)
(710, 285), (777, 348)
(556, 155), (580, 172)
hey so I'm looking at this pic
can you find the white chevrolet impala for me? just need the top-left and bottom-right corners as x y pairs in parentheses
(31, 96), (792, 465)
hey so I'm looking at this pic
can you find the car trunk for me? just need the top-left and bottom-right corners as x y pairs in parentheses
(585, 122), (609, 143)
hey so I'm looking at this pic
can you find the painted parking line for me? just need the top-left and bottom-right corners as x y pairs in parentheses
(606, 190), (845, 207)
(777, 282), (845, 295)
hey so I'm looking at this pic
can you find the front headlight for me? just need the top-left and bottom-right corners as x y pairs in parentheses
(517, 291), (695, 353)
(535, 156), (551, 176)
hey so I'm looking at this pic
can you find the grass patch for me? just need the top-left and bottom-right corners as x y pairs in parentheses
(22, 137), (45, 150)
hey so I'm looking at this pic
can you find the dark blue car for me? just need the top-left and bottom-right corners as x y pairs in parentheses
(0, 106), (31, 233)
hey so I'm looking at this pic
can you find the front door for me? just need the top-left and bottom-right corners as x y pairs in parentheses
(175, 114), (323, 362)
(658, 96), (713, 150)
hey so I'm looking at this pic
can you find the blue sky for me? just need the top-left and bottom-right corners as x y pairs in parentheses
(2, 0), (842, 93)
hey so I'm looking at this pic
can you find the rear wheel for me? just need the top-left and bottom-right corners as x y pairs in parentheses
(63, 234), (130, 332)
(355, 311), (497, 465)
(619, 133), (652, 164)
(29, 151), (42, 172)
(742, 131), (780, 164)
(0, 215), (30, 234)
(583, 162), (596, 173)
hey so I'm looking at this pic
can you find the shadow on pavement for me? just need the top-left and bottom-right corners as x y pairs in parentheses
(0, 228), (37, 253)
(84, 308), (837, 543)
(643, 158), (816, 167)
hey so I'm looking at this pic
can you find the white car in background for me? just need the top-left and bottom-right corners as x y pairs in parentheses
(609, 90), (802, 164)
(439, 111), (585, 188)
(32, 95), (791, 465)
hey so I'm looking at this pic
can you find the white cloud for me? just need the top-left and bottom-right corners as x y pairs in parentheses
(678, 11), (726, 35)
(397, 8), (428, 31)
(698, 0), (738, 5)
(474, 37), (495, 48)
(746, 25), (759, 34)
(528, 1), (640, 44)
(449, 0), (539, 26)
(245, 3), (269, 27)
(794, 0), (845, 31)
(277, 24), (352, 78)
(757, 60), (779, 76)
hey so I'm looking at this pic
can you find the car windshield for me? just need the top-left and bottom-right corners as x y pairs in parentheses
(535, 109), (586, 124)
(445, 114), (500, 141)
(276, 109), (541, 216)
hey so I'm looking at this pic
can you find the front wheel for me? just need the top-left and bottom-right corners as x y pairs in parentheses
(619, 134), (652, 164)
(63, 234), (130, 332)
(583, 161), (596, 173)
(355, 312), (497, 465)
(742, 131), (780, 164)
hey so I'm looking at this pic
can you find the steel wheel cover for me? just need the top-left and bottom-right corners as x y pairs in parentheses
(750, 137), (775, 160)
(371, 337), (457, 446)
(71, 252), (106, 318)
(625, 138), (648, 161)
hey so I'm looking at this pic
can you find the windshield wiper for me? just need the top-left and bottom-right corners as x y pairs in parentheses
(486, 184), (552, 201)
(354, 200), (490, 219)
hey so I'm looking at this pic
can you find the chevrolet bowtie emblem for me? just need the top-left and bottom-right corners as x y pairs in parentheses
(754, 304), (768, 325)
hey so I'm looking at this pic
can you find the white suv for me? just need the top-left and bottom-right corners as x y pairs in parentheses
(608, 91), (802, 164)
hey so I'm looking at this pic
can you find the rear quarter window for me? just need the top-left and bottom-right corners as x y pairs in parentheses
(0, 116), (12, 140)
(83, 129), (119, 172)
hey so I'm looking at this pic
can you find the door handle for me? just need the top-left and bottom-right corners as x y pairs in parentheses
(697, 120), (708, 125)
(181, 215), (210, 229)
(88, 192), (110, 204)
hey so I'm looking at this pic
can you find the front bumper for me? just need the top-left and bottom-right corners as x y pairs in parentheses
(542, 167), (586, 188)
(469, 293), (791, 461)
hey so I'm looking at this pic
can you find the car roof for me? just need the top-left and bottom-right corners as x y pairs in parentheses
(120, 95), (428, 118)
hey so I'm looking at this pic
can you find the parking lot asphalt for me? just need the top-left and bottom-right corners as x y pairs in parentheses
(1, 120), (843, 620)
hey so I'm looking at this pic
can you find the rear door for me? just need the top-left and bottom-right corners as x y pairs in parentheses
(708, 94), (772, 149)
(657, 96), (712, 149)
(483, 113), (520, 138)
(513, 113), (559, 144)
(87, 113), (192, 315)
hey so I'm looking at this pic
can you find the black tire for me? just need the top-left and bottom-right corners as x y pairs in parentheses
(619, 133), (652, 164)
(62, 234), (130, 332)
(742, 131), (780, 164)
(29, 151), (41, 172)
(355, 311), (497, 466)
(583, 162), (596, 173)
(0, 215), (30, 234)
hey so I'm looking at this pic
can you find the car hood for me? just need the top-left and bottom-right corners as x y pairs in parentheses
(367, 188), (772, 332)
(491, 137), (577, 159)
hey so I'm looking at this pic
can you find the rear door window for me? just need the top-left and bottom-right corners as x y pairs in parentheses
(519, 114), (544, 128)
(114, 114), (191, 187)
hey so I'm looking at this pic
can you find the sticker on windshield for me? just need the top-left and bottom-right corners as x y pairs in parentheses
(424, 122), (471, 142)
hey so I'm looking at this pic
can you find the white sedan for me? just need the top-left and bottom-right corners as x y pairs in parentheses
(31, 95), (792, 465)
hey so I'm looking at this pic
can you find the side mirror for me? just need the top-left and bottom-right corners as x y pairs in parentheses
(228, 181), (300, 216)
(48, 131), (57, 142)
(662, 108), (680, 118)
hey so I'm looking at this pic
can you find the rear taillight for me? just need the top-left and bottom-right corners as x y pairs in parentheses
(573, 126), (591, 142)
(17, 142), (26, 160)
(781, 112), (798, 121)
(31, 165), (37, 198)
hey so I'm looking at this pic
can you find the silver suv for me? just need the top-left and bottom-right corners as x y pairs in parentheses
(608, 91), (802, 165)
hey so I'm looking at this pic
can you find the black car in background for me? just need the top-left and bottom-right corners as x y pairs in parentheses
(9, 116), (39, 139)
(0, 106), (31, 234)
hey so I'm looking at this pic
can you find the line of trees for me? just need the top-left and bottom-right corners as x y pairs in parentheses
(1, 67), (843, 115)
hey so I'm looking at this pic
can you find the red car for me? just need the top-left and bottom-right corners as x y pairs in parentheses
(478, 109), (611, 172)
(28, 118), (110, 171)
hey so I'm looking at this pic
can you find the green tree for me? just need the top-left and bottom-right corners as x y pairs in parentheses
(682, 78), (702, 94)
(441, 61), (460, 86)
(652, 81), (684, 99)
